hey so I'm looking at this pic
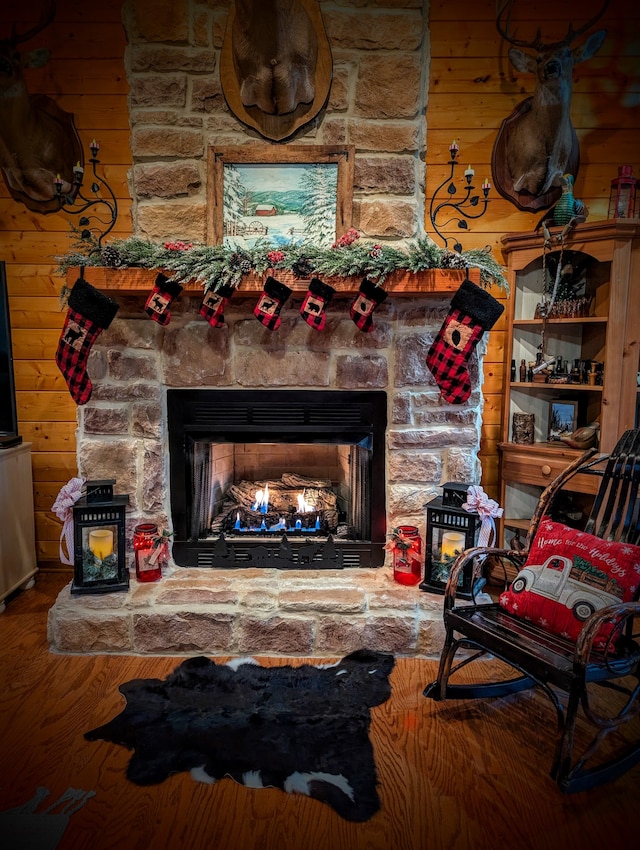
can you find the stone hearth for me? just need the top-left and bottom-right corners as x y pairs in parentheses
(48, 566), (445, 658)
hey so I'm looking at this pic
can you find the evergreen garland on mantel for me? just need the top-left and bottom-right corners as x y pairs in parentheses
(56, 229), (508, 293)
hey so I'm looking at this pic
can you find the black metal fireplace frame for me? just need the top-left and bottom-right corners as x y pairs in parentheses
(167, 388), (387, 568)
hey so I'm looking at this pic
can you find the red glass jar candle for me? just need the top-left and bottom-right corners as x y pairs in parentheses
(133, 523), (164, 582)
(392, 525), (422, 586)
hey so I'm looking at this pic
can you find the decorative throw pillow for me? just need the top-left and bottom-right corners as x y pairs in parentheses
(499, 519), (640, 649)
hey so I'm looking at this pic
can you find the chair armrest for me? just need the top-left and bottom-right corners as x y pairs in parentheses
(444, 546), (524, 611)
(575, 601), (640, 667)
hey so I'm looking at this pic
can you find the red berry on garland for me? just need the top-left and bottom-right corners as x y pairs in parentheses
(163, 240), (193, 251)
(267, 250), (285, 266)
(332, 228), (360, 248)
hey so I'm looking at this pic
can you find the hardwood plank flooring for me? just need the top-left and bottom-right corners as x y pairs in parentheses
(0, 573), (637, 850)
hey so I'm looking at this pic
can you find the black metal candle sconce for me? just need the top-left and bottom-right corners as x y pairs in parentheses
(54, 140), (118, 252)
(429, 140), (491, 253)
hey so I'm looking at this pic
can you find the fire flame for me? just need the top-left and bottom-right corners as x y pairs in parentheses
(252, 482), (270, 512)
(297, 493), (315, 513)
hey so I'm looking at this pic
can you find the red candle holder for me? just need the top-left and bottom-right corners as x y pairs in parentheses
(390, 525), (422, 586)
(133, 523), (165, 582)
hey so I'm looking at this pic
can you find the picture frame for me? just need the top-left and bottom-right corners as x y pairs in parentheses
(206, 144), (355, 246)
(547, 399), (578, 441)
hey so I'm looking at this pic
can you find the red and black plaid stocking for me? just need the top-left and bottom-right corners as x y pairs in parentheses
(144, 273), (183, 326)
(349, 278), (388, 332)
(253, 276), (292, 331)
(300, 278), (335, 331)
(55, 278), (119, 406)
(199, 283), (236, 328)
(426, 278), (504, 404)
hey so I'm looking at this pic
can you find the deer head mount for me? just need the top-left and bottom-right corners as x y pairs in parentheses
(0, 0), (83, 213)
(491, 1), (608, 212)
(220, 0), (332, 141)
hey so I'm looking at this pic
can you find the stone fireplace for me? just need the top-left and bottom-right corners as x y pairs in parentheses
(47, 288), (485, 657)
(47, 0), (488, 658)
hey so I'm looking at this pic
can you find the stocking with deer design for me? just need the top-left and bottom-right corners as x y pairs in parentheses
(55, 278), (119, 405)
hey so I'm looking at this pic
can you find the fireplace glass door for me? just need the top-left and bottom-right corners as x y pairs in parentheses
(168, 390), (387, 568)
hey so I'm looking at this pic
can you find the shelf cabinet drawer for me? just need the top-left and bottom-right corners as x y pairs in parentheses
(499, 443), (601, 494)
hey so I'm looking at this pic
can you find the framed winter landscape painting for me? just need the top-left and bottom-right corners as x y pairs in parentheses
(207, 145), (355, 247)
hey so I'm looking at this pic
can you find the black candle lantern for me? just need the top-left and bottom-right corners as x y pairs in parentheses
(420, 483), (480, 599)
(71, 479), (130, 595)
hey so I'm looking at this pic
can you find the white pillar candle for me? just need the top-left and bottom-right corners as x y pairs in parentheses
(89, 528), (114, 560)
(441, 531), (465, 559)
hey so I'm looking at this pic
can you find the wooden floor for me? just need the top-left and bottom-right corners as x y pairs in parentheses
(0, 572), (637, 850)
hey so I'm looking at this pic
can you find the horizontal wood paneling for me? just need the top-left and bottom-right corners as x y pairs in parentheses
(3, 0), (126, 23)
(20, 421), (77, 453)
(12, 328), (67, 360)
(24, 60), (130, 95)
(17, 392), (77, 423)
(30, 451), (78, 481)
(2, 230), (132, 263)
(428, 1), (638, 27)
(429, 57), (640, 93)
(427, 128), (640, 163)
(426, 92), (640, 129)
(14, 360), (71, 392)
(0, 202), (132, 234)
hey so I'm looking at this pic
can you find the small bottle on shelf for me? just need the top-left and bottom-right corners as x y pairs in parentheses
(519, 359), (527, 382)
(511, 359), (516, 382)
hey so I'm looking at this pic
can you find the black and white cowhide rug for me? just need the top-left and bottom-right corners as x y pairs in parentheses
(85, 649), (394, 822)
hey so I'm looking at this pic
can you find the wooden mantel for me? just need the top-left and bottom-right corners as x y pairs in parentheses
(65, 266), (481, 295)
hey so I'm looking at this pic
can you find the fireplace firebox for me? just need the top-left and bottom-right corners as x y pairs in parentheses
(167, 389), (387, 568)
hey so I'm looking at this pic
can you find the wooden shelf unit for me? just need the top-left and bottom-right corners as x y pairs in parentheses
(498, 219), (640, 545)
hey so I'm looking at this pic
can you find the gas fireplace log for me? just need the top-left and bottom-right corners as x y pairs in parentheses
(227, 478), (338, 513)
(281, 472), (332, 489)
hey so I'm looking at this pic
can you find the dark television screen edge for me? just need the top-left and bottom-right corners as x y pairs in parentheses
(0, 260), (21, 445)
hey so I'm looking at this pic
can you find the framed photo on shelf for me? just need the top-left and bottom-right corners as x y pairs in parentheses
(206, 144), (355, 246)
(547, 399), (578, 442)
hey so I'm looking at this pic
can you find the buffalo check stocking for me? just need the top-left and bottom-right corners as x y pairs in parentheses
(300, 278), (335, 331)
(55, 278), (119, 405)
(199, 283), (236, 328)
(144, 273), (183, 326)
(253, 276), (292, 331)
(426, 278), (504, 404)
(349, 278), (388, 333)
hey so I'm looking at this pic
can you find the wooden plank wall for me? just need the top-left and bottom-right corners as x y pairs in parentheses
(1, 0), (132, 568)
(426, 0), (639, 500)
(0, 0), (637, 567)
